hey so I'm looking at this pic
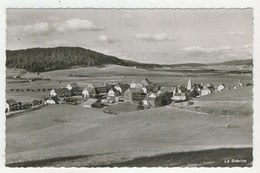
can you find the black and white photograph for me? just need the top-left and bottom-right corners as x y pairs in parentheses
(1, 1), (259, 171)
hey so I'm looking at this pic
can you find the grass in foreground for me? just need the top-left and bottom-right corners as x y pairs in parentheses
(6, 148), (252, 167)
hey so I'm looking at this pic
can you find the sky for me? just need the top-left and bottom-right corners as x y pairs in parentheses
(6, 9), (253, 64)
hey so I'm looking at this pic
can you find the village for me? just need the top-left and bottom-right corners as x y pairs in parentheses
(5, 77), (248, 115)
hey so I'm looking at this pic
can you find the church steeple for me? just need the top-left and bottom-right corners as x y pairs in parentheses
(187, 78), (192, 90)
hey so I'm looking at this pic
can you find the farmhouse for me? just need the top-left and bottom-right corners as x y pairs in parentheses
(201, 87), (212, 96)
(6, 99), (18, 112)
(82, 84), (96, 98)
(49, 88), (71, 97)
(234, 80), (244, 89)
(141, 78), (152, 86)
(82, 99), (98, 108)
(217, 83), (226, 92)
(13, 75), (21, 79)
(147, 92), (159, 107)
(66, 83), (80, 95)
(66, 83), (79, 91)
(172, 85), (187, 101)
(130, 81), (144, 89)
(172, 93), (186, 101)
(93, 83), (111, 95)
(45, 99), (56, 105)
(107, 88), (121, 98)
(114, 83), (130, 95)
(124, 88), (146, 102)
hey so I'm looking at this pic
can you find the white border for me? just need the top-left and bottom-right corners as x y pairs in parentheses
(1, 0), (260, 173)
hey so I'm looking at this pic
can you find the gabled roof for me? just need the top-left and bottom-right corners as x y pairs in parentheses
(54, 88), (71, 95)
(68, 83), (79, 88)
(115, 83), (130, 90)
(51, 96), (60, 104)
(141, 78), (151, 85)
(82, 99), (98, 106)
(6, 99), (17, 105)
(148, 92), (159, 98)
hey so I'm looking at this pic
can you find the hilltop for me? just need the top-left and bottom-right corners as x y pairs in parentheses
(6, 47), (160, 72)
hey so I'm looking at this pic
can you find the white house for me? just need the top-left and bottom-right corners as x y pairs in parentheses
(142, 87), (148, 94)
(201, 87), (212, 96)
(66, 83), (79, 91)
(114, 85), (122, 93)
(172, 86), (187, 101)
(217, 83), (226, 92)
(130, 81), (137, 88)
(172, 93), (186, 101)
(49, 89), (57, 97)
(82, 87), (90, 98)
(234, 80), (244, 89)
(82, 84), (96, 98)
(45, 99), (56, 105)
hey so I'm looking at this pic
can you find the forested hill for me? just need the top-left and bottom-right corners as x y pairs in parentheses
(6, 47), (159, 72)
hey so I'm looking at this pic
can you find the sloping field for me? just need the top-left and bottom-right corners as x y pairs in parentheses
(6, 103), (252, 166)
(197, 86), (253, 101)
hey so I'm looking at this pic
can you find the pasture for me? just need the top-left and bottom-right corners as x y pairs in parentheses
(5, 65), (253, 167)
(6, 103), (252, 167)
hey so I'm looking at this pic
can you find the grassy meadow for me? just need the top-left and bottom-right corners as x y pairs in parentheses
(5, 64), (253, 167)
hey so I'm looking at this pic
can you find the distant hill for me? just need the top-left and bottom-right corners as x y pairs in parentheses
(6, 47), (160, 72)
(6, 46), (253, 72)
(162, 63), (207, 68)
(211, 59), (253, 66)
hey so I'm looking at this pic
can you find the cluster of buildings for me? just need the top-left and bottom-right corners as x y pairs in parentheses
(5, 99), (43, 113)
(6, 77), (247, 112)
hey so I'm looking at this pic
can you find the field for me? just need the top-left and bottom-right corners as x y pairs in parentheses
(5, 64), (253, 167)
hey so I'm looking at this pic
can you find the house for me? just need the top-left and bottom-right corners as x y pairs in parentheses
(66, 83), (79, 91)
(217, 83), (226, 92)
(147, 92), (159, 107)
(66, 83), (80, 95)
(92, 83), (111, 95)
(141, 78), (152, 86)
(234, 80), (244, 89)
(107, 88), (121, 98)
(130, 80), (138, 88)
(82, 99), (98, 108)
(45, 99), (56, 105)
(142, 87), (148, 94)
(172, 93), (186, 101)
(124, 88), (146, 102)
(106, 88), (121, 103)
(206, 83), (215, 92)
(114, 83), (130, 95)
(146, 84), (160, 93)
(130, 81), (144, 89)
(6, 99), (18, 112)
(172, 85), (187, 101)
(49, 88), (71, 97)
(201, 87), (212, 96)
(173, 85), (187, 94)
(82, 84), (97, 98)
(142, 99), (150, 108)
(13, 75), (20, 79)
(187, 79), (192, 90)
